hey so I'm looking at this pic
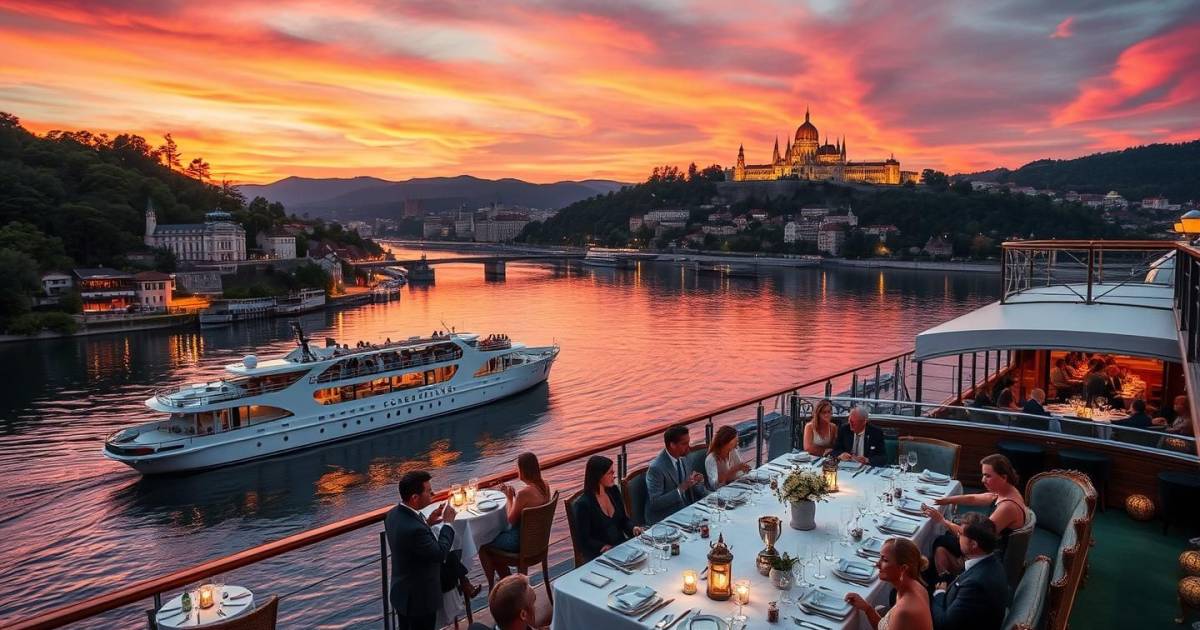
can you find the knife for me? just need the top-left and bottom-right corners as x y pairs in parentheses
(792, 616), (832, 630)
(663, 608), (691, 630)
(637, 597), (675, 622)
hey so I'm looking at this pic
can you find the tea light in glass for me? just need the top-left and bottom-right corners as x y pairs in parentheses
(682, 570), (698, 595)
(465, 478), (478, 504)
(197, 584), (216, 609)
(450, 484), (465, 507)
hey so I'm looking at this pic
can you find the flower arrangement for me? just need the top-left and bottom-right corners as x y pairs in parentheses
(775, 469), (832, 504)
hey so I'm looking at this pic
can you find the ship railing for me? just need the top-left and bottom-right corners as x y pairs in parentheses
(1000, 239), (1177, 307)
(9, 349), (912, 629)
(152, 379), (295, 408)
(309, 349), (465, 384)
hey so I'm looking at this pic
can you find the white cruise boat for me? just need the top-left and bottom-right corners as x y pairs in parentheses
(581, 247), (659, 269)
(275, 288), (325, 315)
(103, 326), (559, 474)
(197, 297), (277, 327)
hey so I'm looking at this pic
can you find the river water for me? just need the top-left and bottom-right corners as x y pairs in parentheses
(0, 249), (996, 627)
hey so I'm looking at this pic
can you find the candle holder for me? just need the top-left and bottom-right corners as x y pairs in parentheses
(822, 459), (839, 493)
(197, 584), (216, 609)
(706, 534), (733, 601)
(450, 484), (465, 507)
(682, 570), (698, 595)
(733, 580), (750, 623)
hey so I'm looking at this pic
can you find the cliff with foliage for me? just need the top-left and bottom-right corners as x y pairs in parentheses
(955, 140), (1200, 202)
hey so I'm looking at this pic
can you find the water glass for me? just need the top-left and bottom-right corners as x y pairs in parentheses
(467, 477), (479, 503)
(657, 542), (671, 574)
(811, 553), (826, 580)
(906, 452), (919, 476)
(823, 540), (835, 562)
(641, 547), (656, 575)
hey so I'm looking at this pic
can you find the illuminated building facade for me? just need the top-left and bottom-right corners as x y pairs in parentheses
(732, 108), (901, 185)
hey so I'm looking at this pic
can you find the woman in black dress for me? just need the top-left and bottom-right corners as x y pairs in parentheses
(574, 455), (644, 562)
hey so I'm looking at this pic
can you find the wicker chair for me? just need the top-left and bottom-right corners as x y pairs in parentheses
(564, 489), (585, 567)
(480, 491), (560, 602)
(203, 595), (279, 630)
(621, 466), (649, 526)
(897, 436), (961, 477)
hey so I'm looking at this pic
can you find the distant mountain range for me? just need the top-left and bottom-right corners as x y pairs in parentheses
(953, 140), (1200, 202)
(238, 175), (628, 219)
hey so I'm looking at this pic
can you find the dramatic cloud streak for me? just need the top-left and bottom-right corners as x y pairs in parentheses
(0, 0), (1197, 183)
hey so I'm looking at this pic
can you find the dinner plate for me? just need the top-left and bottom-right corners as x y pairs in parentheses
(645, 523), (681, 542)
(896, 497), (926, 515)
(800, 588), (853, 618)
(789, 451), (814, 463)
(477, 499), (501, 511)
(685, 614), (728, 629)
(878, 516), (919, 536)
(919, 469), (951, 484)
(857, 536), (885, 557)
(838, 460), (863, 471)
(836, 557), (876, 580)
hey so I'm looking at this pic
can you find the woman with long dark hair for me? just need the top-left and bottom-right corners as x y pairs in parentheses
(480, 452), (552, 583)
(705, 425), (750, 490)
(574, 455), (644, 562)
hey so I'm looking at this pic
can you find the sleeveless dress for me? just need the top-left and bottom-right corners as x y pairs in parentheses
(878, 608), (893, 630)
(922, 496), (1025, 585)
(491, 487), (550, 552)
(810, 423), (836, 449)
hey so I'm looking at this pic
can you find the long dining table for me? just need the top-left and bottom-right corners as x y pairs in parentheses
(551, 452), (962, 630)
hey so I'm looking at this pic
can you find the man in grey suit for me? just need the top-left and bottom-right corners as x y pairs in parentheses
(645, 424), (708, 524)
(385, 470), (457, 630)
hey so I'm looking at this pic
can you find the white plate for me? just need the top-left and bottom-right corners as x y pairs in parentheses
(608, 585), (658, 614)
(789, 451), (814, 463)
(477, 499), (501, 511)
(878, 516), (919, 536)
(919, 469), (950, 484)
(836, 557), (876, 579)
(801, 588), (853, 617)
(858, 536), (885, 556)
(897, 497), (926, 514)
(646, 523), (681, 542)
(604, 546), (645, 566)
(686, 614), (728, 629)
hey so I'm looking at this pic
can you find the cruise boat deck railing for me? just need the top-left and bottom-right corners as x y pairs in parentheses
(1000, 240), (1176, 306)
(310, 348), (465, 384)
(153, 380), (295, 407)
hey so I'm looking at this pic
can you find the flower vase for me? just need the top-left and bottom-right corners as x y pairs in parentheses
(769, 568), (793, 590)
(789, 499), (816, 530)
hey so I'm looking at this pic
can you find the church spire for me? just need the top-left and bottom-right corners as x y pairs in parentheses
(772, 136), (780, 163)
(805, 105), (810, 123)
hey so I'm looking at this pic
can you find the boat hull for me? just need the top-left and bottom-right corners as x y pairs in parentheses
(104, 351), (556, 474)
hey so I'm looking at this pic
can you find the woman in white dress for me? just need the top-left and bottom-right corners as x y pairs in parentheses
(844, 538), (933, 630)
(704, 425), (750, 491)
(803, 399), (838, 456)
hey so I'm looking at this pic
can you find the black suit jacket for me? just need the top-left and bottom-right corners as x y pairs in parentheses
(932, 553), (1008, 630)
(831, 423), (887, 467)
(385, 503), (456, 616)
(1021, 399), (1048, 417)
(575, 486), (637, 562)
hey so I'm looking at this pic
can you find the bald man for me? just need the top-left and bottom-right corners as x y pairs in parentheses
(832, 407), (887, 467)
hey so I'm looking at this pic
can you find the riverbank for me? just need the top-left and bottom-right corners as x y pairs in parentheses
(0, 312), (196, 343)
(822, 257), (999, 273)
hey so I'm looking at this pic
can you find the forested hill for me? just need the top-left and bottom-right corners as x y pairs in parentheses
(956, 140), (1200, 202)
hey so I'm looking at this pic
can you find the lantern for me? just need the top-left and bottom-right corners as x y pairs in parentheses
(1125, 494), (1156, 521)
(197, 584), (216, 609)
(706, 534), (733, 601)
(822, 459), (839, 493)
(1178, 576), (1200, 623)
(682, 570), (698, 595)
(1182, 551), (1200, 577)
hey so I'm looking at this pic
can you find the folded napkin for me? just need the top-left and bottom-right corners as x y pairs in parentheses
(646, 523), (679, 541)
(838, 460), (863, 471)
(878, 517), (919, 536)
(920, 469), (950, 483)
(837, 558), (875, 577)
(789, 451), (814, 462)
(858, 536), (884, 557)
(580, 572), (612, 588)
(802, 588), (853, 617)
(897, 498), (926, 514)
(917, 485), (945, 497)
(876, 467), (898, 479)
(605, 546), (643, 565)
(615, 586), (656, 611)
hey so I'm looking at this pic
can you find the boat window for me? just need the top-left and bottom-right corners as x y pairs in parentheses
(313, 365), (459, 405)
(315, 343), (463, 384)
(473, 353), (524, 377)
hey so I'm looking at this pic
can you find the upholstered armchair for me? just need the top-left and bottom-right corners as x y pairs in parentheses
(897, 436), (961, 477)
(1001, 555), (1052, 630)
(1025, 470), (1097, 630)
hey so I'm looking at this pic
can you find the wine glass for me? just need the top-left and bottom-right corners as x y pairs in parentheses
(641, 544), (656, 575)
(810, 549), (827, 580)
(906, 452), (919, 480)
(840, 507), (855, 547)
(796, 549), (813, 588)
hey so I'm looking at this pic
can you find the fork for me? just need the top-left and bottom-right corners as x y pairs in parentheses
(653, 613), (673, 629)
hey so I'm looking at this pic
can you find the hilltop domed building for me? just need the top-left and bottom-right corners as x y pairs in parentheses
(732, 108), (908, 185)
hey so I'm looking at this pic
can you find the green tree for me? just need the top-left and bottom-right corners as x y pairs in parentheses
(158, 133), (181, 171)
(0, 248), (39, 329)
(921, 169), (949, 191)
(0, 221), (73, 271)
(185, 157), (211, 181)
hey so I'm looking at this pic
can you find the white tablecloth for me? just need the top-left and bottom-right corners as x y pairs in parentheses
(155, 585), (254, 628)
(552, 455), (961, 630)
(421, 488), (509, 625)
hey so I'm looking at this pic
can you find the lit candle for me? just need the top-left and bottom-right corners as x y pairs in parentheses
(197, 584), (216, 609)
(712, 571), (728, 590)
(734, 581), (750, 605)
(682, 570), (698, 595)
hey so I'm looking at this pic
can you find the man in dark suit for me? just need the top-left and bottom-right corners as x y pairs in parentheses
(467, 574), (544, 630)
(1116, 399), (1154, 429)
(645, 424), (708, 524)
(1021, 388), (1049, 416)
(832, 407), (887, 467)
(385, 470), (457, 630)
(931, 513), (1008, 630)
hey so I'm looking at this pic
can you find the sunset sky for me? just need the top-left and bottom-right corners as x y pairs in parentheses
(1, 0), (1198, 184)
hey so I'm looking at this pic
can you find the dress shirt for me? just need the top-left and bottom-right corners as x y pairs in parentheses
(674, 455), (689, 501)
(934, 554), (985, 596)
(852, 431), (865, 458)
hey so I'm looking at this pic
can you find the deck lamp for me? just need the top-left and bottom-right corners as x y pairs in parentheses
(706, 534), (734, 601)
(822, 459), (839, 493)
(1175, 210), (1200, 238)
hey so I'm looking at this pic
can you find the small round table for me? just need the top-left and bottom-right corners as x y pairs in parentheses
(422, 489), (510, 626)
(155, 585), (254, 629)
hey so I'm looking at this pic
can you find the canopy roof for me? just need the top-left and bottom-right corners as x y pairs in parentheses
(916, 283), (1180, 362)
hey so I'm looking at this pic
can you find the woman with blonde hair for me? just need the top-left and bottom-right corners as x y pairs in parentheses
(803, 399), (838, 456)
(705, 425), (750, 490)
(845, 538), (933, 630)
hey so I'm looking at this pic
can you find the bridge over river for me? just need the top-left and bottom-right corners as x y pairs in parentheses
(350, 252), (586, 280)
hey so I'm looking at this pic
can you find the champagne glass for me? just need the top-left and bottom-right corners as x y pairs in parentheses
(733, 579), (750, 623)
(840, 507), (855, 547)
(811, 549), (826, 580)
(823, 540), (835, 562)
(797, 549), (813, 588)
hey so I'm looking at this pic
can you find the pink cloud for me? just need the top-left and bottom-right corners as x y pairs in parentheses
(1051, 16), (1074, 39)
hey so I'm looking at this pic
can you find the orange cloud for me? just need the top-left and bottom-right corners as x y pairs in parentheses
(1051, 16), (1074, 39)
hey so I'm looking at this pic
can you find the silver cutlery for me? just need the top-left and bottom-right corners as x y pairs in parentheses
(797, 604), (844, 622)
(596, 558), (634, 574)
(227, 592), (251, 600)
(217, 608), (226, 618)
(852, 467), (867, 478)
(158, 606), (181, 614)
(663, 608), (691, 630)
(637, 597), (675, 622)
(653, 613), (673, 629)
(792, 616), (832, 630)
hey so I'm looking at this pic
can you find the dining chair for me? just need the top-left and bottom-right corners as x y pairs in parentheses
(564, 489), (585, 567)
(897, 436), (961, 477)
(479, 491), (560, 602)
(203, 595), (279, 630)
(621, 466), (649, 526)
